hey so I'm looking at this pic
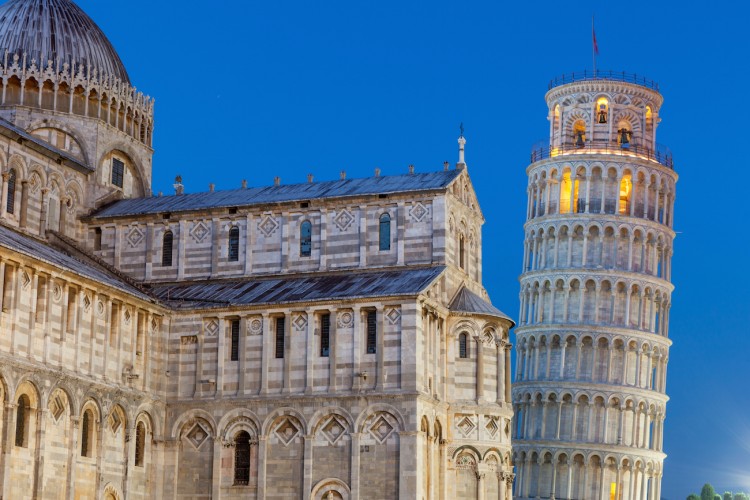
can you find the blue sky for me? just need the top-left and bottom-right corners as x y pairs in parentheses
(77, 0), (749, 497)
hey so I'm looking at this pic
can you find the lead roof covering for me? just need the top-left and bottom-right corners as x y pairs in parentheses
(0, 224), (151, 301)
(449, 286), (513, 324)
(92, 169), (463, 218)
(150, 266), (446, 309)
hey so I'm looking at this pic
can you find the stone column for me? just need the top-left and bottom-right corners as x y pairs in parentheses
(504, 344), (512, 403)
(303, 434), (313, 499)
(239, 315), (248, 395)
(1, 402), (16, 500)
(376, 306), (385, 391)
(282, 312), (292, 393)
(216, 316), (226, 397)
(256, 436), (268, 499)
(305, 310), (315, 394)
(496, 340), (505, 403)
(260, 314), (270, 395)
(398, 431), (418, 500)
(350, 433), (361, 500)
(18, 180), (28, 228)
(475, 336), (484, 402)
(0, 172), (9, 219)
(329, 309), (337, 391)
(65, 416), (80, 500)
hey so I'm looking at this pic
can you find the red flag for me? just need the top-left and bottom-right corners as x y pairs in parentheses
(593, 19), (599, 55)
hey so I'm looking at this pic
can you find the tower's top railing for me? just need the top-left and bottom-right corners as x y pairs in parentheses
(548, 71), (660, 92)
(530, 141), (674, 169)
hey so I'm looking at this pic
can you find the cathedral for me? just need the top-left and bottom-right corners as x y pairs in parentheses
(0, 0), (515, 499)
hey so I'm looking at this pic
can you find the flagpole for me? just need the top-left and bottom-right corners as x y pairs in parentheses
(592, 15), (597, 77)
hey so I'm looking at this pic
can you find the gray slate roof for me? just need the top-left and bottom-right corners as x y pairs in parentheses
(150, 266), (446, 309)
(449, 286), (514, 324)
(93, 169), (462, 218)
(0, 224), (151, 301)
(0, 118), (90, 172)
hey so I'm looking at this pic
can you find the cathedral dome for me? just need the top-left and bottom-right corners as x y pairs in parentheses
(0, 0), (130, 83)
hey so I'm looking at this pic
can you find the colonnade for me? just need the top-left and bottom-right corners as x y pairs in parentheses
(513, 450), (662, 500)
(523, 222), (673, 281)
(0, 55), (153, 146)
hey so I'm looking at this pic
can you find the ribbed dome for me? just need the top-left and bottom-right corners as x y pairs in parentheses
(0, 0), (129, 83)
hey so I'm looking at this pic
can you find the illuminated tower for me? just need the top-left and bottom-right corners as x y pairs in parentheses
(512, 73), (677, 499)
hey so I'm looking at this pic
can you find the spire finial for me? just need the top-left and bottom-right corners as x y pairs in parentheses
(457, 125), (467, 169)
(460, 122), (465, 138)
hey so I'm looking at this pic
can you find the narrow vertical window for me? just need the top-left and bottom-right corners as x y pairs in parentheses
(112, 158), (125, 188)
(275, 316), (285, 359)
(230, 319), (240, 361)
(81, 410), (92, 457)
(234, 431), (251, 485)
(228, 226), (240, 262)
(15, 394), (29, 447)
(379, 213), (391, 251)
(135, 422), (146, 467)
(300, 221), (312, 257)
(6, 169), (16, 214)
(320, 313), (330, 357)
(459, 235), (465, 270)
(162, 231), (173, 267)
(459, 333), (469, 359)
(111, 158), (124, 188)
(366, 310), (376, 354)
(94, 228), (102, 251)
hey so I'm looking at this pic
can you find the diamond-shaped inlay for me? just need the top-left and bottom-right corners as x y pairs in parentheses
(409, 202), (429, 222)
(274, 418), (300, 446)
(258, 215), (279, 237)
(457, 416), (475, 438)
(369, 416), (394, 443)
(127, 227), (144, 247)
(293, 313), (308, 331)
(82, 294), (91, 312)
(186, 423), (210, 449)
(29, 174), (40, 194)
(151, 317), (159, 332)
(20, 271), (30, 289)
(386, 308), (401, 325)
(190, 221), (211, 243)
(97, 300), (105, 317)
(49, 396), (65, 421)
(485, 417), (499, 438)
(321, 416), (347, 445)
(333, 209), (354, 232)
(109, 411), (122, 433)
(123, 309), (131, 324)
(204, 319), (219, 337)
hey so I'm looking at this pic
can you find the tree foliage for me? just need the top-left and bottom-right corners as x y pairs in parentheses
(702, 484), (717, 500)
(687, 495), (700, 500)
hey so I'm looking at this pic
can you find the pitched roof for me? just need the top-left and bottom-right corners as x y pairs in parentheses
(92, 169), (462, 218)
(449, 286), (514, 324)
(0, 118), (90, 172)
(150, 266), (446, 310)
(0, 224), (152, 302)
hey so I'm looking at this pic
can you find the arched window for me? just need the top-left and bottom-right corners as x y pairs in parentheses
(573, 120), (586, 147)
(135, 422), (146, 467)
(6, 169), (16, 214)
(459, 333), (469, 359)
(162, 231), (173, 267)
(228, 226), (240, 262)
(81, 409), (94, 457)
(300, 221), (312, 257)
(619, 174), (632, 214)
(379, 213), (391, 251)
(234, 431), (251, 485)
(15, 394), (29, 447)
(596, 98), (609, 124)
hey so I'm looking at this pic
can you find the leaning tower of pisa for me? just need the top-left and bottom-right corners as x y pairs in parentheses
(512, 72), (677, 500)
